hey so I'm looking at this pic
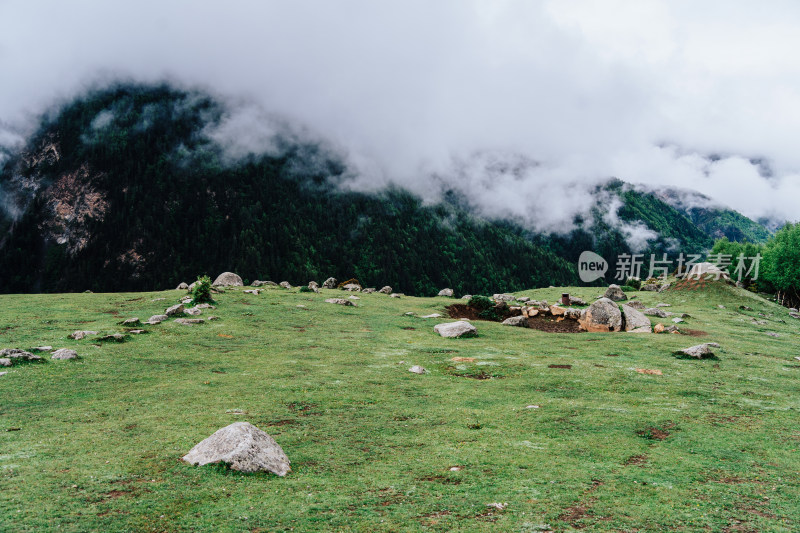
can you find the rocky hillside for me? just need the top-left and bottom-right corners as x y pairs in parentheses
(0, 83), (771, 294)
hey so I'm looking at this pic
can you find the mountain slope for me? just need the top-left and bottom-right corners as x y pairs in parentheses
(0, 83), (765, 294)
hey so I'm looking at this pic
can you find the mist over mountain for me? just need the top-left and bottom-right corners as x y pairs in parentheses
(0, 83), (772, 294)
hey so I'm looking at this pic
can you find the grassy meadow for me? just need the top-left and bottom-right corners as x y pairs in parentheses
(1, 282), (799, 532)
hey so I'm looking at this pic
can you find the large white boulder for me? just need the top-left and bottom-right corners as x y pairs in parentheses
(182, 422), (290, 476)
(213, 272), (244, 287)
(434, 321), (477, 338)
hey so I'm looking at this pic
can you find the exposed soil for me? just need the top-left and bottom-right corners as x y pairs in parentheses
(624, 454), (648, 466)
(527, 315), (584, 333)
(682, 328), (709, 337)
(549, 364), (573, 369)
(446, 304), (520, 322)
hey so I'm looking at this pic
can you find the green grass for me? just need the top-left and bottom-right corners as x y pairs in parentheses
(1, 283), (799, 532)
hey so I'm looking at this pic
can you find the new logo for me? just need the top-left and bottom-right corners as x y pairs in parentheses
(578, 251), (608, 283)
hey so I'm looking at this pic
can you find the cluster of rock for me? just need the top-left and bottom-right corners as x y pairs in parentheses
(0, 347), (78, 368)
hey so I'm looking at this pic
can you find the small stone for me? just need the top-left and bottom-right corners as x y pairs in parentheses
(120, 317), (141, 326)
(279, 281), (292, 289)
(434, 321), (477, 338)
(322, 277), (338, 289)
(175, 318), (204, 325)
(765, 332), (780, 338)
(69, 330), (98, 340)
(325, 298), (354, 307)
(208, 316), (220, 321)
(185, 307), (203, 316)
(51, 349), (78, 360)
(378, 286), (393, 294)
(449, 466), (463, 471)
(31, 346), (53, 352)
(603, 284), (627, 302)
(0, 359), (11, 367)
(674, 343), (719, 359)
(655, 303), (671, 308)
(147, 314), (168, 325)
(165, 304), (185, 317)
(421, 313), (442, 318)
(176, 282), (189, 290)
(493, 293), (515, 302)
(213, 272), (244, 287)
(0, 349), (42, 362)
(0, 371), (7, 376)
(672, 318), (684, 324)
(635, 368), (662, 375)
(408, 365), (426, 374)
(438, 288), (454, 297)
(390, 293), (402, 298)
(348, 296), (360, 300)
(98, 333), (127, 342)
(127, 329), (147, 334)
(502, 316), (529, 328)
(243, 289), (262, 295)
(718, 305), (726, 309)
(525, 405), (540, 409)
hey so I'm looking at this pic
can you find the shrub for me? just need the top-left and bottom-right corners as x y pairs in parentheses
(468, 295), (494, 310)
(299, 286), (313, 293)
(625, 277), (642, 290)
(191, 275), (214, 305)
(620, 285), (637, 292)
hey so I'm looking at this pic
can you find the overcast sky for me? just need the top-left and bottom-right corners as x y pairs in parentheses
(1, 0), (798, 225)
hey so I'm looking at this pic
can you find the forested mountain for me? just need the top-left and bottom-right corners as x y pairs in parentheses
(0, 84), (771, 295)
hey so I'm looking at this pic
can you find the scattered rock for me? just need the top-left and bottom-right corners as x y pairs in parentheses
(322, 277), (338, 289)
(434, 321), (477, 338)
(408, 365), (426, 374)
(175, 318), (204, 325)
(0, 371), (7, 376)
(578, 298), (623, 332)
(0, 349), (42, 363)
(0, 359), (11, 367)
(31, 346), (53, 352)
(195, 303), (216, 309)
(438, 288), (454, 297)
(626, 301), (645, 309)
(119, 317), (141, 326)
(361, 288), (376, 294)
(98, 333), (127, 342)
(718, 305), (726, 309)
(658, 283), (671, 292)
(603, 284), (627, 302)
(493, 293), (515, 302)
(568, 296), (587, 306)
(740, 305), (753, 311)
(279, 281), (292, 289)
(69, 330), (98, 340)
(325, 298), (355, 307)
(341, 283), (361, 291)
(51, 349), (78, 360)
(176, 282), (189, 290)
(185, 307), (203, 316)
(765, 332), (780, 338)
(656, 303), (671, 308)
(390, 293), (402, 298)
(213, 272), (244, 287)
(252, 280), (278, 287)
(461, 294), (472, 300)
(308, 281), (319, 290)
(243, 289), (262, 295)
(622, 305), (652, 333)
(502, 316), (529, 328)
(147, 314), (168, 325)
(525, 405), (540, 409)
(672, 318), (684, 324)
(674, 343), (720, 359)
(180, 296), (193, 304)
(127, 329), (147, 334)
(564, 308), (582, 320)
(641, 283), (660, 292)
(517, 296), (531, 303)
(378, 286), (393, 294)
(348, 296), (360, 300)
(421, 313), (442, 318)
(182, 422), (290, 476)
(165, 304), (185, 317)
(549, 305), (566, 317)
(686, 262), (730, 280)
(643, 308), (669, 318)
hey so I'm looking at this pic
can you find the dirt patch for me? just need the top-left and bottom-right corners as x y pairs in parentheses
(417, 475), (462, 485)
(549, 364), (572, 369)
(446, 367), (496, 380)
(527, 315), (584, 333)
(265, 419), (299, 427)
(636, 368), (663, 375)
(401, 327), (416, 330)
(103, 490), (132, 500)
(637, 422), (675, 441)
(446, 303), (520, 322)
(624, 454), (648, 466)
(559, 479), (604, 527)
(451, 356), (476, 362)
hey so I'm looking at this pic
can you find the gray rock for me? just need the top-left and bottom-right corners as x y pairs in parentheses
(243, 289), (261, 295)
(279, 281), (292, 289)
(0, 371), (7, 375)
(390, 293), (402, 298)
(565, 308), (582, 320)
(180, 296), (193, 304)
(626, 301), (645, 309)
(213, 272), (243, 287)
(461, 294), (472, 300)
(641, 283), (660, 292)
(622, 305), (651, 333)
(322, 277), (338, 289)
(361, 288), (376, 294)
(69, 330), (98, 340)
(341, 283), (361, 291)
(51, 349), (78, 360)
(165, 304), (185, 317)
(655, 303), (671, 308)
(120, 317), (141, 326)
(308, 281), (319, 290)
(176, 282), (189, 290)
(765, 332), (781, 338)
(31, 346), (53, 352)
(98, 333), (127, 342)
(185, 307), (203, 316)
(569, 296), (587, 306)
(578, 298), (623, 332)
(434, 321), (478, 338)
(643, 308), (669, 318)
(378, 286), (393, 294)
(674, 343), (720, 359)
(208, 316), (220, 321)
(603, 284), (627, 302)
(502, 316), (529, 328)
(0, 358), (12, 367)
(517, 296), (531, 303)
(147, 314), (168, 325)
(493, 293), (515, 302)
(0, 348), (42, 362)
(672, 317), (684, 324)
(195, 303), (216, 309)
(348, 295), (360, 300)
(658, 283), (671, 292)
(182, 422), (290, 476)
(325, 298), (355, 306)
(438, 288), (454, 297)
(408, 365), (426, 374)
(421, 313), (442, 318)
(175, 318), (204, 325)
